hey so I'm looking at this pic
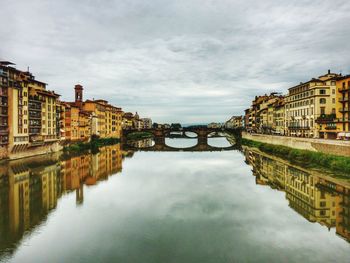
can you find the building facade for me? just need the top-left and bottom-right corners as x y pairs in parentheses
(285, 71), (339, 138)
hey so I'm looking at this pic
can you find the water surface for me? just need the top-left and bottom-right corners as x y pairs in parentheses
(0, 138), (349, 262)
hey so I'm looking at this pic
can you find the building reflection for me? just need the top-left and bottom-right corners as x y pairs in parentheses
(0, 144), (126, 258)
(244, 149), (350, 243)
(128, 138), (153, 148)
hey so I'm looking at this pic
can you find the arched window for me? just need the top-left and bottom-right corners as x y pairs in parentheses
(320, 98), (326, 104)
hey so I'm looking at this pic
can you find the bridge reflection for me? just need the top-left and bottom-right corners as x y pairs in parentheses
(124, 137), (239, 152)
(123, 127), (240, 152)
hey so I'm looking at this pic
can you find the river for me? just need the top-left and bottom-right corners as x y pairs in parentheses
(0, 137), (349, 262)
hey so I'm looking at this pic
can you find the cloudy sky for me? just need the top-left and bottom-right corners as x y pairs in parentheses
(1, 0), (349, 123)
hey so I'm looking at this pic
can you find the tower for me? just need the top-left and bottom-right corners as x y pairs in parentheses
(74, 84), (83, 106)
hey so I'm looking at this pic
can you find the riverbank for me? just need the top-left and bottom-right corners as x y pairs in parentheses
(241, 137), (350, 174)
(242, 132), (350, 157)
(63, 137), (120, 155)
(126, 131), (153, 140)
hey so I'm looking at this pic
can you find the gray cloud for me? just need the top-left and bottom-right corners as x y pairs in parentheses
(1, 0), (350, 122)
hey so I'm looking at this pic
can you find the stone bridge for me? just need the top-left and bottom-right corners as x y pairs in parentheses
(122, 127), (241, 152)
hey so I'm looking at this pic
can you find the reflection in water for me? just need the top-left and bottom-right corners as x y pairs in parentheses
(207, 137), (232, 148)
(0, 144), (126, 260)
(244, 148), (350, 243)
(128, 138), (154, 148)
(165, 138), (198, 148)
(0, 139), (349, 262)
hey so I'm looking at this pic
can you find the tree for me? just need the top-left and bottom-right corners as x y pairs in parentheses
(171, 123), (182, 130)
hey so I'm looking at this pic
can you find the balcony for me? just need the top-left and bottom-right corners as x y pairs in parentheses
(0, 140), (9, 146)
(339, 97), (349, 103)
(336, 118), (350, 123)
(316, 114), (336, 124)
(0, 71), (7, 77)
(338, 87), (350, 92)
(0, 128), (9, 135)
(288, 126), (310, 130)
(339, 108), (350, 113)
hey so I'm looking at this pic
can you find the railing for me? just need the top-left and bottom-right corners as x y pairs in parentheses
(0, 128), (9, 134)
(339, 97), (349, 102)
(0, 70), (7, 77)
(338, 87), (350, 92)
(315, 114), (336, 123)
(336, 118), (350, 122)
(287, 126), (310, 130)
(340, 108), (350, 112)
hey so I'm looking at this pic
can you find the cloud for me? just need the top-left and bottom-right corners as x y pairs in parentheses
(1, 0), (350, 122)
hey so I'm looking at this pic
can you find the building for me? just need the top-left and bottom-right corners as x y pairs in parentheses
(225, 116), (243, 129)
(122, 112), (135, 130)
(207, 122), (222, 128)
(272, 97), (285, 135)
(141, 118), (152, 129)
(0, 61), (61, 159)
(335, 75), (350, 138)
(62, 85), (123, 140)
(245, 93), (282, 134)
(286, 70), (340, 138)
(244, 108), (253, 131)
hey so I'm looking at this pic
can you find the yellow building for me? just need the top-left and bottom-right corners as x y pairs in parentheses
(335, 75), (350, 137)
(272, 98), (286, 135)
(286, 70), (339, 138)
(0, 62), (62, 158)
(62, 85), (122, 141)
(122, 112), (135, 130)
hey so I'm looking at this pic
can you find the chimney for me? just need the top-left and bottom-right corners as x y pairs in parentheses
(328, 69), (331, 74)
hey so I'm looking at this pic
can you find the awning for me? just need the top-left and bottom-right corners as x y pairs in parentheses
(338, 132), (345, 137)
(345, 133), (350, 138)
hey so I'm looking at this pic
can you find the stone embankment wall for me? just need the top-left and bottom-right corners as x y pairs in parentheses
(242, 132), (350, 157)
(7, 142), (63, 160)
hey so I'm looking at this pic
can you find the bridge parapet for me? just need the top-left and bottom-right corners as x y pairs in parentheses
(122, 127), (241, 139)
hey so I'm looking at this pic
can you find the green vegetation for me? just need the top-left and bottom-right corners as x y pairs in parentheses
(63, 136), (120, 155)
(241, 138), (350, 174)
(126, 132), (153, 140)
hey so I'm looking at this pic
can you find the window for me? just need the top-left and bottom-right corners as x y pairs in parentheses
(332, 98), (335, 104)
(332, 89), (335, 94)
(332, 108), (336, 114)
(320, 107), (325, 115)
(320, 89), (326, 95)
(320, 98), (326, 104)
